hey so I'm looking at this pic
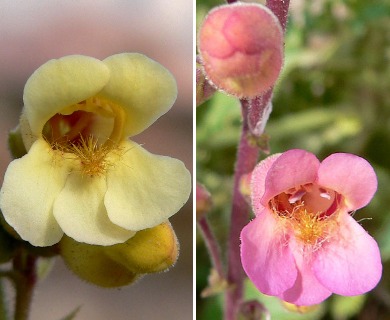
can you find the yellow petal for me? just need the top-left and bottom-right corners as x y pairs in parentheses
(99, 53), (177, 137)
(23, 55), (110, 136)
(60, 235), (140, 288)
(53, 173), (135, 246)
(105, 141), (191, 231)
(0, 140), (66, 246)
(104, 221), (179, 274)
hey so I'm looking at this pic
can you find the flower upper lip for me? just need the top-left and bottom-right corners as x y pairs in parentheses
(255, 149), (377, 212)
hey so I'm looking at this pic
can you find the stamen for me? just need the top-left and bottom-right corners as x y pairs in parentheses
(270, 192), (339, 251)
(66, 136), (114, 177)
(44, 96), (128, 177)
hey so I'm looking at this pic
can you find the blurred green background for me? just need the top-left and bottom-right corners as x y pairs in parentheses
(196, 0), (390, 319)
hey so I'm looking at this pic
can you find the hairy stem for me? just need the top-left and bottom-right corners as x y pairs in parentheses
(225, 105), (260, 320)
(266, 0), (290, 32)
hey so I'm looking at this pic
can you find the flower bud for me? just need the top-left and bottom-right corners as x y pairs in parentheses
(198, 3), (283, 98)
(237, 300), (269, 320)
(60, 235), (140, 287)
(104, 221), (179, 274)
(196, 182), (213, 220)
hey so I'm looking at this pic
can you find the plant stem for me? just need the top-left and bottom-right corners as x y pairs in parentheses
(198, 217), (225, 279)
(224, 104), (260, 320)
(266, 0), (290, 32)
(13, 251), (37, 320)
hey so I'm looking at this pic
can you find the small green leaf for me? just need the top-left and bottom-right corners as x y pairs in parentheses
(59, 306), (81, 320)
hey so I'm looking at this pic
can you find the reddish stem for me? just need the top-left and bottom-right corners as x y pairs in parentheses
(266, 0), (290, 32)
(225, 105), (259, 320)
(198, 217), (225, 279)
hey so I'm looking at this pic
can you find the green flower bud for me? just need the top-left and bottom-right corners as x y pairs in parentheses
(60, 236), (140, 288)
(104, 221), (179, 274)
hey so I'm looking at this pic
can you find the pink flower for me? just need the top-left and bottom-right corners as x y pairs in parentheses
(241, 149), (382, 306)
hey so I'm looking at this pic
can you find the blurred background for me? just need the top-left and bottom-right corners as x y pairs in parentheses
(197, 0), (390, 319)
(0, 1), (193, 319)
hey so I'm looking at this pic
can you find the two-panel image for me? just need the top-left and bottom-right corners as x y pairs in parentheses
(0, 0), (388, 319)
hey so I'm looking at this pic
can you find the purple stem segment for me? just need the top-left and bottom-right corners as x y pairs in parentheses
(198, 217), (225, 279)
(266, 0), (290, 32)
(225, 105), (259, 320)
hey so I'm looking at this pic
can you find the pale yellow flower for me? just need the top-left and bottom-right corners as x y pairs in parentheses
(0, 53), (191, 247)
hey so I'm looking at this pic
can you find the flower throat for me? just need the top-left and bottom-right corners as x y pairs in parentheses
(269, 183), (342, 249)
(43, 97), (126, 177)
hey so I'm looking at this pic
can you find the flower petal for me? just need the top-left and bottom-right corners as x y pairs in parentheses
(261, 149), (320, 205)
(312, 213), (382, 296)
(280, 240), (332, 306)
(240, 210), (297, 296)
(317, 153), (377, 210)
(53, 173), (135, 246)
(251, 153), (281, 215)
(0, 140), (66, 246)
(105, 141), (191, 231)
(24, 55), (110, 137)
(100, 53), (177, 137)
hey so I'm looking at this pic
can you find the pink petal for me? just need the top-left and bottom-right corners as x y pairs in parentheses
(261, 150), (320, 205)
(280, 240), (332, 306)
(317, 153), (377, 210)
(312, 213), (382, 296)
(251, 153), (281, 215)
(240, 210), (297, 296)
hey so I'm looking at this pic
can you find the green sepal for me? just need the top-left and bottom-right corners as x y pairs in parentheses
(7, 125), (27, 159)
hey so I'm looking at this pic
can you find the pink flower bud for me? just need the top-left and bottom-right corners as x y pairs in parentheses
(198, 3), (284, 98)
(196, 182), (213, 220)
